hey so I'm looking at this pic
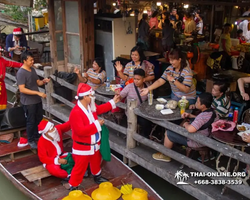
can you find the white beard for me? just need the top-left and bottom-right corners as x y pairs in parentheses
(90, 96), (96, 112)
(49, 129), (60, 142)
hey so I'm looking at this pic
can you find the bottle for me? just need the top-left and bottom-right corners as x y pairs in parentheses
(233, 107), (239, 123)
(106, 78), (110, 92)
(179, 96), (187, 115)
(228, 106), (234, 121)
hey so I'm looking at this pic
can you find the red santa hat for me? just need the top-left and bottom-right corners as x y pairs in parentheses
(0, 46), (3, 52)
(13, 27), (22, 35)
(75, 83), (95, 100)
(17, 137), (28, 147)
(38, 120), (54, 135)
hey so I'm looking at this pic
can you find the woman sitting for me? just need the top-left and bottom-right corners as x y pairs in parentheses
(74, 58), (106, 90)
(115, 46), (155, 86)
(140, 48), (196, 104)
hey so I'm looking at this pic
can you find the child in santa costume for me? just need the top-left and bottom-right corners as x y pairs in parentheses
(37, 119), (71, 179)
(68, 83), (120, 190)
(0, 46), (22, 109)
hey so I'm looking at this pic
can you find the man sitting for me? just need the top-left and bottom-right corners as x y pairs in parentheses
(119, 68), (152, 138)
(152, 92), (217, 162)
(37, 119), (72, 179)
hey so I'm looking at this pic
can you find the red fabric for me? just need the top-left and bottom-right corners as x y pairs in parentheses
(37, 121), (70, 166)
(38, 119), (50, 132)
(69, 102), (112, 153)
(69, 151), (101, 186)
(69, 101), (113, 186)
(0, 57), (22, 107)
(77, 83), (92, 96)
(46, 164), (68, 179)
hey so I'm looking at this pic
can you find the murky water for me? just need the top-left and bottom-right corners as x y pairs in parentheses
(0, 91), (196, 200)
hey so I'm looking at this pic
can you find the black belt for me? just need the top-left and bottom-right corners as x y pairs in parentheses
(74, 141), (98, 146)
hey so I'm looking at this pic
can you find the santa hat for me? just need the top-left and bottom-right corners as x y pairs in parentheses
(75, 83), (95, 100)
(0, 46), (3, 52)
(17, 137), (28, 147)
(38, 120), (54, 135)
(13, 27), (22, 35)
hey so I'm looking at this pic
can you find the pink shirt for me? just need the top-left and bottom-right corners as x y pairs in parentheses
(149, 17), (158, 29)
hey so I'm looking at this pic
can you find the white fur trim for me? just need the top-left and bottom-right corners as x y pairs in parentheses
(54, 156), (60, 165)
(93, 169), (101, 176)
(13, 31), (22, 35)
(109, 99), (116, 109)
(42, 133), (62, 155)
(94, 120), (102, 132)
(17, 142), (28, 147)
(75, 96), (78, 100)
(72, 144), (100, 155)
(39, 121), (54, 134)
(78, 89), (95, 97)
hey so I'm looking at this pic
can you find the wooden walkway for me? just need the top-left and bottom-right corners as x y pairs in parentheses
(4, 67), (250, 200)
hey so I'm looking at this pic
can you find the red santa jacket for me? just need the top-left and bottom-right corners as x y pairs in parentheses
(38, 121), (71, 166)
(0, 57), (22, 81)
(69, 100), (116, 156)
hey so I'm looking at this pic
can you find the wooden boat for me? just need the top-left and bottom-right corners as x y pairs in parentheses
(0, 117), (163, 200)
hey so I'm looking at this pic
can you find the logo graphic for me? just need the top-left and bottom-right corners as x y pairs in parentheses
(174, 170), (189, 184)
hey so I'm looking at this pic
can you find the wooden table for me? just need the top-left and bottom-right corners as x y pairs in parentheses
(137, 99), (191, 121)
(219, 70), (250, 81)
(212, 128), (249, 191)
(95, 85), (115, 96)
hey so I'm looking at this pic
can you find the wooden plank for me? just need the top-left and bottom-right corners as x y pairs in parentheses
(2, 154), (41, 175)
(0, 138), (31, 157)
(0, 0), (33, 7)
(0, 127), (26, 137)
(23, 30), (49, 36)
(61, 0), (68, 72)
(134, 108), (250, 166)
(22, 169), (51, 182)
(108, 131), (249, 200)
(78, 0), (84, 71)
(21, 165), (46, 177)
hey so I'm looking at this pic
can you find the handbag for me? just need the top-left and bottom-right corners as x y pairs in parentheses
(100, 124), (111, 161)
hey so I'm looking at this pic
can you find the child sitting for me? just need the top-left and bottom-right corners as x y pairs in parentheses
(152, 92), (217, 162)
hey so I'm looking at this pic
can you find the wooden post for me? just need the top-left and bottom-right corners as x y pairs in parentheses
(44, 66), (54, 119)
(126, 98), (137, 167)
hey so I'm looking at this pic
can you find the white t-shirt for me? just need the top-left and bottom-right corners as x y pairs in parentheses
(197, 20), (203, 34)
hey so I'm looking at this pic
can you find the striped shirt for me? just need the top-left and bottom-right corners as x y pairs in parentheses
(123, 60), (154, 85)
(120, 83), (148, 107)
(188, 111), (218, 148)
(161, 65), (196, 99)
(87, 68), (106, 90)
(211, 94), (231, 118)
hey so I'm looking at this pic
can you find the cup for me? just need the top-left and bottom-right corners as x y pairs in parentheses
(148, 94), (153, 105)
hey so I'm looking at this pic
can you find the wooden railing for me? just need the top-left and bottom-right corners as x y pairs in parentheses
(4, 66), (250, 200)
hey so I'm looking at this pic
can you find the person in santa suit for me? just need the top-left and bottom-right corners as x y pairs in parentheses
(37, 119), (71, 179)
(68, 83), (120, 190)
(0, 46), (22, 109)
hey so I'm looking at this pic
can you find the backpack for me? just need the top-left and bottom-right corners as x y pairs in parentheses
(207, 52), (223, 70)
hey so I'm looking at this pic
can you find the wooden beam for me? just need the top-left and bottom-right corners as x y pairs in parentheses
(167, 0), (250, 6)
(0, 0), (33, 7)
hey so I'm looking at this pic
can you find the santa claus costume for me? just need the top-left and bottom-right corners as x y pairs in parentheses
(37, 119), (71, 179)
(0, 46), (22, 109)
(68, 83), (116, 188)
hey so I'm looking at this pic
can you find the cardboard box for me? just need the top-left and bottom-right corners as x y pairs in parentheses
(206, 79), (237, 93)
